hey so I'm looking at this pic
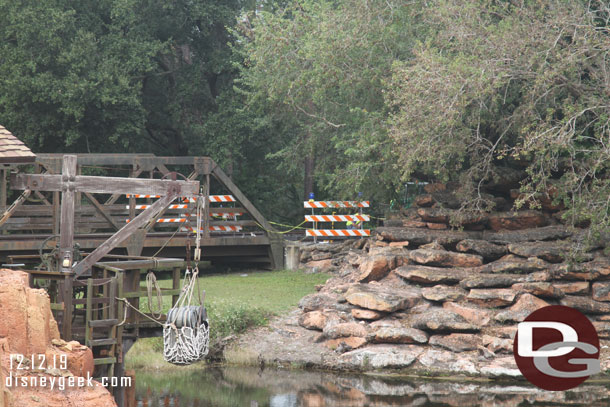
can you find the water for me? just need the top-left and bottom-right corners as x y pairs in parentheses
(136, 366), (610, 407)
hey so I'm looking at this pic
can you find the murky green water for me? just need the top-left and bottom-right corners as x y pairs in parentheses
(136, 367), (610, 407)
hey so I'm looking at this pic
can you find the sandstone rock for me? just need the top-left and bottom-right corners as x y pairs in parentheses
(358, 255), (394, 282)
(305, 259), (334, 272)
(345, 284), (421, 312)
(560, 295), (610, 314)
(324, 322), (368, 339)
(427, 222), (447, 230)
(429, 334), (481, 352)
(456, 239), (507, 260)
(311, 252), (332, 261)
(485, 225), (572, 244)
(351, 308), (385, 320)
(460, 274), (525, 289)
(417, 207), (449, 223)
(402, 220), (428, 228)
(479, 357), (520, 377)
(481, 254), (548, 274)
(298, 311), (328, 330)
(442, 302), (492, 326)
(482, 335), (513, 354)
(411, 309), (479, 332)
(395, 265), (470, 285)
(467, 289), (517, 307)
(373, 327), (428, 344)
(421, 285), (466, 302)
(46, 345), (94, 378)
(339, 345), (423, 369)
(554, 281), (589, 295)
(299, 293), (336, 312)
(419, 241), (445, 251)
(325, 336), (367, 350)
(494, 294), (550, 323)
(507, 241), (568, 263)
(593, 282), (610, 302)
(376, 227), (475, 246)
(408, 249), (483, 268)
(511, 282), (564, 299)
(488, 210), (547, 231)
(415, 194), (435, 207)
(417, 349), (478, 374)
(388, 241), (409, 248)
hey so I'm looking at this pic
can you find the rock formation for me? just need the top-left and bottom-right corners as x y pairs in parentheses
(0, 269), (116, 407)
(243, 185), (610, 377)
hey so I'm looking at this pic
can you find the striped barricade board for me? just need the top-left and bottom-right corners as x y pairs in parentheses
(125, 194), (236, 202)
(306, 229), (370, 237)
(305, 214), (369, 222)
(304, 201), (369, 208)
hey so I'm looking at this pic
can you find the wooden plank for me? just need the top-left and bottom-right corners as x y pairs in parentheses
(74, 297), (111, 305)
(85, 279), (93, 346)
(60, 155), (77, 272)
(93, 357), (117, 365)
(172, 267), (180, 307)
(72, 193), (178, 277)
(0, 189), (31, 228)
(89, 319), (119, 328)
(62, 275), (73, 340)
(11, 173), (199, 197)
(105, 167), (143, 205)
(84, 192), (121, 231)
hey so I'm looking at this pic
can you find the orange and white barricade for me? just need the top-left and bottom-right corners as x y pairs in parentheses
(304, 200), (370, 241)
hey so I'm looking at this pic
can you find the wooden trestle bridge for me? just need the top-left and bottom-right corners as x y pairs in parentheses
(0, 153), (284, 406)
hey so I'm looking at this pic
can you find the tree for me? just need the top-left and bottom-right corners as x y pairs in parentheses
(386, 0), (610, 236)
(235, 0), (416, 203)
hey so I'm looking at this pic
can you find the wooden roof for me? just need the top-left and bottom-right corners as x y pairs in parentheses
(0, 125), (35, 163)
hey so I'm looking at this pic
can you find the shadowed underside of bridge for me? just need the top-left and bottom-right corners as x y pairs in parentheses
(0, 154), (283, 269)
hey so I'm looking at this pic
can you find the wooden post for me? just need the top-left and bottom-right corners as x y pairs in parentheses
(62, 274), (73, 340)
(203, 174), (210, 238)
(59, 155), (77, 273)
(172, 266), (180, 307)
(85, 278), (93, 346)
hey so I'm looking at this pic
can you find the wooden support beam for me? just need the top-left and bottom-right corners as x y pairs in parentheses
(11, 173), (199, 197)
(0, 189), (31, 228)
(60, 155), (77, 272)
(84, 192), (121, 231)
(72, 193), (177, 277)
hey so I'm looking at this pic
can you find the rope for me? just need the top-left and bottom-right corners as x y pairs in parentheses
(116, 297), (165, 327)
(146, 271), (163, 319)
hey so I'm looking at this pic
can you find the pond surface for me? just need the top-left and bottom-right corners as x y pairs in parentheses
(136, 366), (610, 407)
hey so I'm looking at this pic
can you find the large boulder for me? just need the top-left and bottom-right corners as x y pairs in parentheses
(345, 284), (421, 312)
(421, 285), (467, 302)
(467, 289), (517, 308)
(561, 295), (610, 314)
(460, 274), (525, 289)
(298, 293), (336, 312)
(511, 282), (564, 299)
(298, 311), (328, 330)
(481, 254), (548, 274)
(0, 269), (116, 407)
(429, 334), (482, 352)
(339, 345), (423, 369)
(395, 265), (470, 285)
(554, 281), (589, 295)
(411, 309), (479, 332)
(358, 255), (394, 282)
(494, 294), (550, 323)
(443, 302), (493, 327)
(408, 249), (483, 268)
(372, 327), (428, 344)
(456, 239), (507, 260)
(324, 322), (368, 339)
(507, 241), (570, 263)
(488, 210), (547, 231)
